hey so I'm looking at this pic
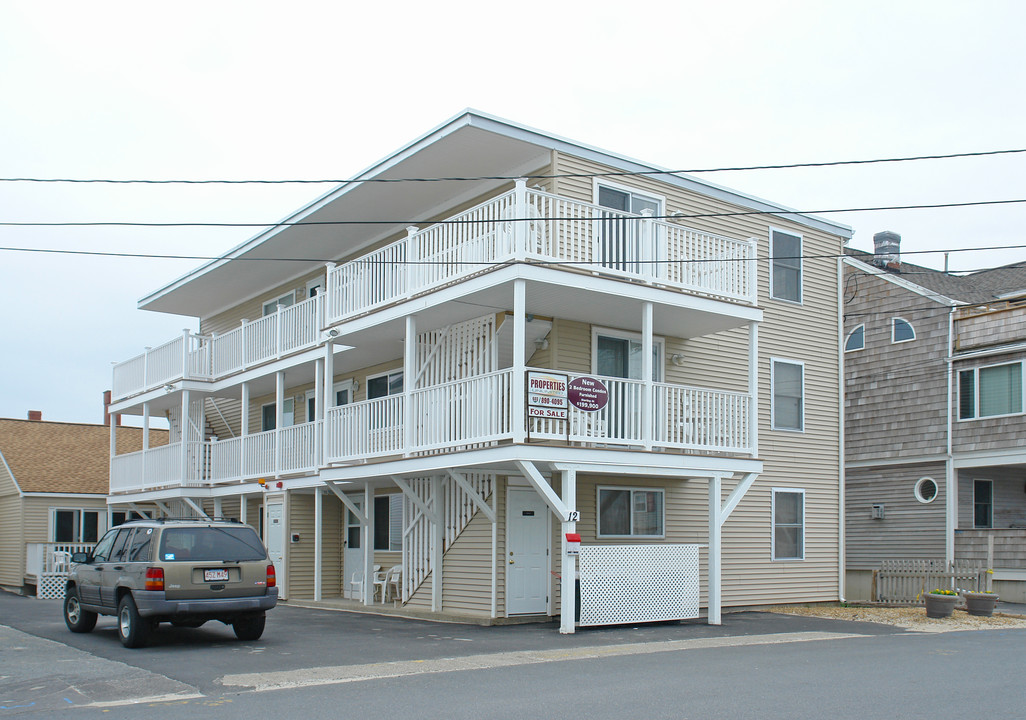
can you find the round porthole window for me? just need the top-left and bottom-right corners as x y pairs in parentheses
(915, 477), (939, 504)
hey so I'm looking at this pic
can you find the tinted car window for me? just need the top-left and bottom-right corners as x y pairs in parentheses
(109, 529), (133, 562)
(126, 528), (153, 562)
(91, 529), (119, 562)
(159, 527), (267, 562)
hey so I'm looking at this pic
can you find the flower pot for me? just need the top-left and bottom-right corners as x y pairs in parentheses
(963, 591), (999, 617)
(924, 592), (959, 618)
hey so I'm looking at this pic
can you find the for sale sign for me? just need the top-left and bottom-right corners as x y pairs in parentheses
(528, 371), (568, 419)
(567, 376), (608, 412)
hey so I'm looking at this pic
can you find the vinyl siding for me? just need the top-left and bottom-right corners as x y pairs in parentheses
(21, 496), (110, 545)
(441, 500), (494, 616)
(845, 462), (947, 569)
(286, 492), (344, 599)
(0, 494), (23, 587)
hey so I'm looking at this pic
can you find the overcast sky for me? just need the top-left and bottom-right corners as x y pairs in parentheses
(1, 0), (1024, 425)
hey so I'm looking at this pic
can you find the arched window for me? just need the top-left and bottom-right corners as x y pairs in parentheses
(892, 317), (915, 343)
(844, 324), (865, 352)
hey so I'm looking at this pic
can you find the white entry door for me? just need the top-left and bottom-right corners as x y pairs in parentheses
(507, 488), (550, 615)
(265, 499), (286, 599)
(344, 498), (365, 599)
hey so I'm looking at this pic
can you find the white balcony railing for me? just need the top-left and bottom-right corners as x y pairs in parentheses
(112, 186), (754, 402)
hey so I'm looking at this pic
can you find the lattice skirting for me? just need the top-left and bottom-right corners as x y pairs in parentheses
(578, 544), (701, 626)
(36, 573), (67, 600)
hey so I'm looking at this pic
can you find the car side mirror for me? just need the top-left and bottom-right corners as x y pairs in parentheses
(71, 552), (90, 563)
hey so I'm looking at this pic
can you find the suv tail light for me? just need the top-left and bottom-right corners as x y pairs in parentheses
(145, 567), (165, 591)
(266, 564), (276, 588)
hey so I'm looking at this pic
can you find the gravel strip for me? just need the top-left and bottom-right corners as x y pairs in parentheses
(773, 605), (1026, 633)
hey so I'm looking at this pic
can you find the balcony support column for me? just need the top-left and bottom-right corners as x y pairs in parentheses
(642, 301), (653, 450)
(512, 279), (527, 443)
(363, 483), (374, 607)
(213, 497), (223, 519)
(323, 340), (335, 462)
(748, 321), (759, 456)
(314, 488), (323, 601)
(241, 381), (250, 479)
(180, 389), (191, 486)
(513, 178), (528, 260)
(142, 402), (150, 485)
(432, 475), (443, 612)
(708, 473), (723, 626)
(406, 226), (420, 297)
(323, 262), (335, 325)
(275, 371), (285, 476)
(404, 315), (417, 457)
(559, 467), (577, 635)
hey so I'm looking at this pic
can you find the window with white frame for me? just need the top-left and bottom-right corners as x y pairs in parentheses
(592, 328), (663, 381)
(261, 398), (295, 432)
(597, 486), (664, 537)
(844, 325), (865, 352)
(770, 228), (802, 303)
(892, 317), (915, 343)
(959, 362), (1023, 420)
(771, 359), (805, 431)
(373, 494), (403, 551)
(262, 291), (295, 316)
(52, 508), (102, 543)
(367, 369), (403, 399)
(595, 182), (664, 275)
(772, 489), (805, 560)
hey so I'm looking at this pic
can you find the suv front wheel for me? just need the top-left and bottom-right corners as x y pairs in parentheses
(117, 595), (151, 648)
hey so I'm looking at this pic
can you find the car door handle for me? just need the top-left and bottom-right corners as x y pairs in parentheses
(112, 565), (124, 571)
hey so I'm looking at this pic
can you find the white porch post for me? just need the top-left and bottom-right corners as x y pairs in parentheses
(240, 493), (248, 526)
(323, 339), (335, 462)
(512, 279), (527, 443)
(404, 315), (417, 457)
(314, 488), (323, 601)
(708, 474), (723, 625)
(363, 483), (374, 607)
(141, 402), (150, 485)
(749, 321), (759, 456)
(513, 178), (528, 259)
(406, 226), (420, 295)
(314, 357), (324, 465)
(240, 381), (250, 479)
(431, 475), (444, 612)
(275, 371), (285, 475)
(213, 497), (223, 519)
(642, 301), (653, 450)
(560, 468), (577, 634)
(180, 389), (191, 485)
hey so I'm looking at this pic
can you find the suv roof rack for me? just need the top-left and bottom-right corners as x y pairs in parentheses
(121, 516), (242, 525)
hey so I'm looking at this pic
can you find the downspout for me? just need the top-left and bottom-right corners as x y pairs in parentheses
(946, 307), (956, 565)
(837, 256), (846, 601)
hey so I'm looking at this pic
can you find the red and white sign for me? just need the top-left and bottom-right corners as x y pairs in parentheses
(567, 376), (608, 412)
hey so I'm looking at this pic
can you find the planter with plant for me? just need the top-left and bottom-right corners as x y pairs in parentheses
(923, 589), (959, 618)
(962, 590), (999, 617)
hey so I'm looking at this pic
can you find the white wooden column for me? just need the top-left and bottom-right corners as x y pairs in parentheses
(180, 389), (191, 485)
(141, 402), (150, 485)
(431, 475), (444, 612)
(642, 301), (653, 450)
(708, 474), (723, 625)
(240, 493), (248, 526)
(404, 315), (417, 457)
(406, 226), (420, 295)
(749, 321), (759, 456)
(314, 488), (323, 601)
(322, 339), (334, 462)
(314, 357), (324, 466)
(560, 468), (578, 634)
(275, 371), (285, 475)
(213, 497), (223, 519)
(512, 279), (527, 443)
(240, 381), (250, 478)
(363, 484), (374, 607)
(513, 178), (528, 259)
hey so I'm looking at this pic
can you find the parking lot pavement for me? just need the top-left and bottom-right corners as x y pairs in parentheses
(0, 590), (906, 707)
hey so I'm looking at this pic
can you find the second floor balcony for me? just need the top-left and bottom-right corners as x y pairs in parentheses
(109, 369), (753, 494)
(111, 183), (757, 403)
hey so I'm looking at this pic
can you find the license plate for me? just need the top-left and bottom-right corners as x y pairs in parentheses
(204, 569), (229, 582)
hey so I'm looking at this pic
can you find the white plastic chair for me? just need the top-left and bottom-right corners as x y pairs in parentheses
(374, 565), (402, 603)
(350, 564), (380, 601)
(52, 550), (71, 573)
(387, 566), (402, 604)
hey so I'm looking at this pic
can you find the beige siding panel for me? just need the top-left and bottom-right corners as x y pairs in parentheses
(441, 504), (494, 616)
(21, 496), (110, 543)
(845, 463), (947, 569)
(287, 493), (315, 599)
(0, 452), (18, 496)
(0, 494), (23, 587)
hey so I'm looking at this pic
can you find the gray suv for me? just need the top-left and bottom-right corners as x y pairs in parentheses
(63, 518), (278, 648)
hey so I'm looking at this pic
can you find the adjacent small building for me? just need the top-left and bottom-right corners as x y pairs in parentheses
(844, 234), (1026, 601)
(0, 410), (166, 596)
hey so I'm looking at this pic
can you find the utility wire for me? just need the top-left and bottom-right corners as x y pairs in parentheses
(2, 198), (1025, 228)
(1, 148), (1023, 185)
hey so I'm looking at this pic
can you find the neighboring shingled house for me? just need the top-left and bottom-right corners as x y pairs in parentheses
(0, 411), (167, 595)
(844, 233), (1026, 601)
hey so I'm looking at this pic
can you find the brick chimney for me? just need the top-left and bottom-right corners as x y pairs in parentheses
(103, 390), (121, 426)
(873, 231), (901, 271)
(27, 410), (42, 421)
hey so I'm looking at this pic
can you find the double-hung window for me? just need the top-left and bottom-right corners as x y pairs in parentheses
(772, 489), (805, 560)
(959, 362), (1023, 420)
(771, 359), (805, 431)
(262, 291), (295, 316)
(770, 228), (802, 303)
(597, 486), (664, 537)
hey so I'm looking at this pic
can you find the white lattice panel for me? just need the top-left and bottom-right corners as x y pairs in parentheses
(37, 573), (67, 600)
(578, 544), (700, 626)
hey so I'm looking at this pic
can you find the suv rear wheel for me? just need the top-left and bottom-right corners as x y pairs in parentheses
(117, 595), (150, 648)
(233, 612), (266, 641)
(63, 588), (97, 633)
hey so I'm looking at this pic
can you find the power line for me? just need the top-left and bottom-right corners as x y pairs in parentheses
(2, 198), (1025, 228)
(1, 148), (1024, 185)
